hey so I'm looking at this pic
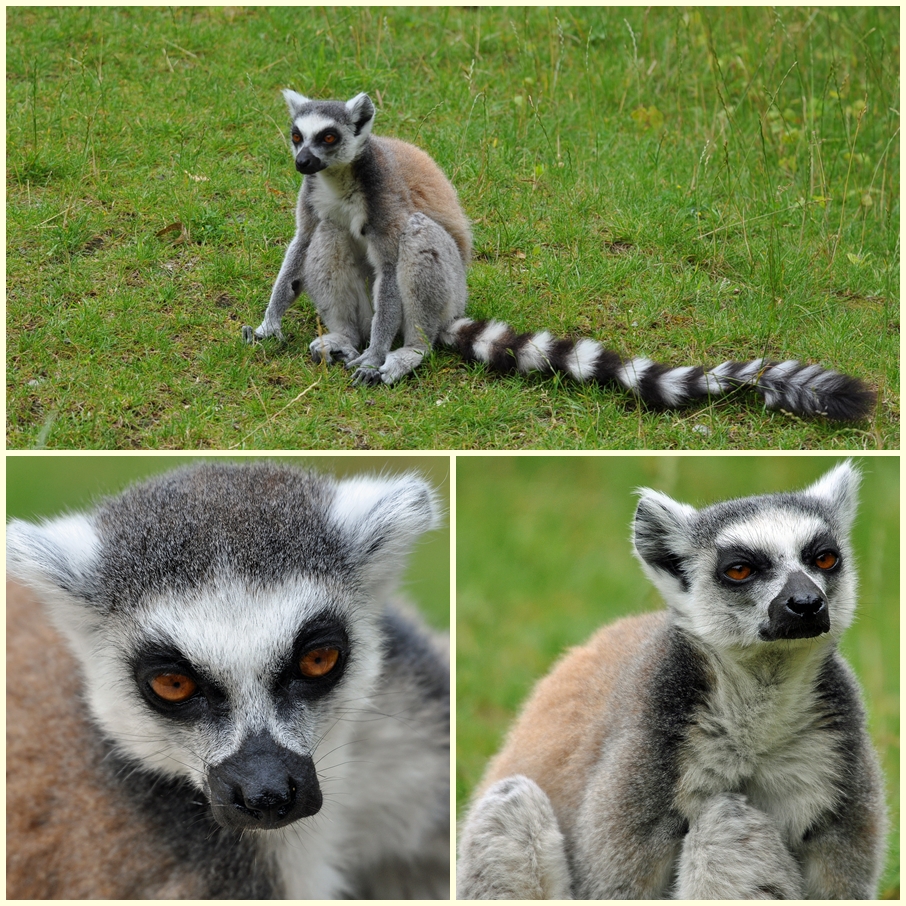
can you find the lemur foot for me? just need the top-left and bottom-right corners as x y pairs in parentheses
(346, 348), (387, 386)
(676, 793), (804, 899)
(309, 334), (360, 365)
(351, 365), (383, 386)
(378, 348), (426, 385)
(457, 775), (572, 899)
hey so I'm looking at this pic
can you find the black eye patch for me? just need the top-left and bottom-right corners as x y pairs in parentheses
(316, 129), (340, 145)
(801, 533), (842, 572)
(132, 646), (227, 720)
(274, 614), (351, 708)
(715, 547), (773, 586)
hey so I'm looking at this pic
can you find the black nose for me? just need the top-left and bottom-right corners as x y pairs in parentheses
(760, 571), (831, 641)
(207, 732), (322, 830)
(785, 592), (826, 619)
(295, 151), (327, 175)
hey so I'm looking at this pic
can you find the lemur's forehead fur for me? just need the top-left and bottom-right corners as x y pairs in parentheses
(711, 507), (836, 559)
(691, 492), (847, 548)
(91, 462), (349, 611)
(132, 575), (352, 678)
(290, 101), (354, 132)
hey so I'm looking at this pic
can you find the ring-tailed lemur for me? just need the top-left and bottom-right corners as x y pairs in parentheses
(457, 461), (886, 899)
(6, 461), (449, 899)
(242, 91), (874, 421)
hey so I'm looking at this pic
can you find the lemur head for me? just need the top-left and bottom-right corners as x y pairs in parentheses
(632, 462), (860, 651)
(282, 90), (375, 175)
(6, 462), (439, 832)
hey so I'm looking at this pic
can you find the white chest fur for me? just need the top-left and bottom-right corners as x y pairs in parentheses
(676, 650), (843, 845)
(308, 169), (368, 243)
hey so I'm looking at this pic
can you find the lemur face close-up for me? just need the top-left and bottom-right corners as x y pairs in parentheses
(6, 461), (450, 900)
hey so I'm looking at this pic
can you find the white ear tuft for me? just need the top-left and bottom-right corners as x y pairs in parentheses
(632, 489), (698, 597)
(330, 473), (440, 589)
(7, 514), (105, 658)
(282, 88), (310, 115)
(345, 92), (376, 136)
(804, 460), (861, 530)
(7, 514), (100, 601)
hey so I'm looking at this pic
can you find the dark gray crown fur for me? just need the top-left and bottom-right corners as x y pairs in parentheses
(89, 463), (345, 609)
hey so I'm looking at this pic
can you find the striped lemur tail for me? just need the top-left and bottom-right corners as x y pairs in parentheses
(440, 318), (875, 422)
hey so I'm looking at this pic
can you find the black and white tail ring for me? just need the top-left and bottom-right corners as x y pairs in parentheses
(441, 318), (875, 422)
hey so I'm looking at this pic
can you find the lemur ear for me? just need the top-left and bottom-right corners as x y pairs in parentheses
(803, 460), (861, 531)
(7, 514), (106, 662)
(632, 490), (698, 593)
(330, 473), (440, 589)
(282, 88), (310, 116)
(345, 92), (376, 137)
(7, 514), (100, 603)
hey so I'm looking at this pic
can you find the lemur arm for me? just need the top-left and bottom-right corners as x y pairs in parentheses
(794, 657), (888, 898)
(242, 194), (313, 343)
(570, 781), (685, 898)
(799, 818), (885, 898)
(576, 788), (806, 899)
(676, 794), (804, 899)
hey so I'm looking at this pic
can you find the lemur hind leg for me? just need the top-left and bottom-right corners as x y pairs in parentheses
(372, 212), (467, 385)
(457, 775), (573, 900)
(675, 793), (804, 899)
(305, 221), (373, 365)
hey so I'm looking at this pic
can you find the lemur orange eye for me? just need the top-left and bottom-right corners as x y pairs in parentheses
(299, 647), (340, 678)
(291, 132), (302, 145)
(149, 673), (197, 703)
(724, 563), (753, 581)
(322, 133), (337, 144)
(815, 551), (839, 570)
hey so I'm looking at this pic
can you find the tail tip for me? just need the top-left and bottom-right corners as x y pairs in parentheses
(821, 379), (877, 421)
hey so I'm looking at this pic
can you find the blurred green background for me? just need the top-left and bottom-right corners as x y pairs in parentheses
(456, 454), (899, 895)
(6, 454), (450, 630)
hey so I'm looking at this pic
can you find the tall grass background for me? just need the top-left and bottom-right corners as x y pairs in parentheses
(6, 7), (899, 449)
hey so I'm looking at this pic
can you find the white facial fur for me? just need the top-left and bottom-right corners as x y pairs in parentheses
(77, 572), (384, 788)
(634, 462), (860, 652)
(6, 465), (439, 790)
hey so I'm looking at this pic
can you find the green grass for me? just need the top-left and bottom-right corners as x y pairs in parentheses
(5, 453), (450, 631)
(456, 454), (899, 895)
(6, 7), (899, 449)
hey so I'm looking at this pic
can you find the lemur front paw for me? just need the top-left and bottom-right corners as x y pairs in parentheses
(242, 323), (285, 344)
